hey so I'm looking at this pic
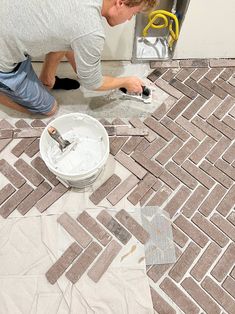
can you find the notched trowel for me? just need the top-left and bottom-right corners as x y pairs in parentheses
(118, 85), (152, 104)
(47, 126), (78, 158)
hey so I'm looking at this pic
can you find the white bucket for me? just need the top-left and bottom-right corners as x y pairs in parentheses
(39, 113), (110, 188)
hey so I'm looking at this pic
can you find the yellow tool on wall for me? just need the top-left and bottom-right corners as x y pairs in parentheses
(142, 10), (179, 48)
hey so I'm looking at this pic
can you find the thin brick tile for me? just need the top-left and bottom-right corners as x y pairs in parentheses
(182, 160), (215, 189)
(105, 126), (116, 136)
(205, 68), (223, 81)
(147, 185), (172, 206)
(127, 173), (157, 205)
(163, 186), (191, 218)
(77, 211), (112, 246)
(15, 119), (31, 128)
(66, 242), (102, 284)
(150, 60), (179, 68)
(147, 264), (172, 282)
(155, 138), (183, 165)
(31, 119), (46, 127)
(192, 116), (222, 141)
(211, 213), (235, 242)
(228, 212), (235, 226)
(185, 78), (213, 99)
(87, 240), (122, 283)
(222, 142), (235, 164)
(110, 137), (128, 156)
(134, 138), (149, 152)
(173, 138), (199, 165)
(143, 137), (166, 159)
(182, 96), (206, 120)
(31, 156), (59, 186)
(190, 68), (208, 81)
(213, 96), (235, 119)
(24, 138), (40, 157)
(169, 79), (197, 99)
(159, 170), (180, 190)
(36, 183), (68, 213)
(215, 78), (235, 98)
(121, 136), (142, 154)
(150, 287), (176, 314)
(176, 116), (206, 141)
(216, 185), (235, 216)
(0, 184), (16, 206)
(223, 115), (235, 130)
(198, 95), (222, 119)
(147, 68), (167, 82)
(165, 161), (198, 189)
(115, 126), (148, 136)
(152, 96), (177, 120)
(174, 215), (208, 248)
(172, 225), (188, 248)
(152, 179), (162, 191)
(112, 118), (127, 125)
(199, 184), (227, 217)
(207, 115), (235, 140)
(215, 159), (235, 180)
(190, 242), (221, 282)
(202, 276), (235, 314)
(181, 277), (221, 314)
(211, 243), (235, 282)
(199, 77), (227, 99)
(129, 117), (157, 142)
(0, 119), (14, 129)
(115, 151), (147, 179)
(13, 127), (44, 138)
(57, 212), (92, 248)
(222, 276), (235, 299)
(210, 59), (235, 67)
(46, 242), (82, 285)
(0, 139), (11, 153)
(17, 182), (52, 215)
(169, 242), (200, 282)
(232, 268), (235, 279)
(144, 117), (173, 141)
(192, 212), (228, 248)
(115, 209), (149, 244)
(167, 96), (192, 120)
(0, 159), (26, 188)
(14, 158), (44, 187)
(106, 174), (139, 206)
(154, 78), (183, 99)
(97, 210), (131, 245)
(11, 138), (36, 157)
(199, 160), (233, 189)
(0, 183), (33, 219)
(189, 137), (216, 164)
(182, 185), (208, 218)
(160, 116), (190, 141)
(180, 59), (209, 68)
(160, 278), (200, 314)
(140, 188), (154, 206)
(0, 129), (13, 139)
(220, 68), (234, 80)
(131, 151), (164, 178)
(229, 105), (235, 118)
(206, 137), (231, 164)
(162, 68), (180, 82)
(89, 174), (121, 205)
(175, 68), (195, 81)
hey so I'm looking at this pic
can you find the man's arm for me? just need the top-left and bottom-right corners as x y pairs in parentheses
(95, 75), (143, 93)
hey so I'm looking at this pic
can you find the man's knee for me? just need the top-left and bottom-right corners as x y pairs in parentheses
(44, 100), (58, 116)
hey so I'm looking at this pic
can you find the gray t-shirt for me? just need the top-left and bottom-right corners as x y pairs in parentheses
(0, 0), (105, 89)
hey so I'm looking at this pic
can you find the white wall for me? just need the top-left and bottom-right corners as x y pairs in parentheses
(174, 0), (235, 59)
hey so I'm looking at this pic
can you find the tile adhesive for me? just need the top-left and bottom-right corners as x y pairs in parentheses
(39, 113), (110, 188)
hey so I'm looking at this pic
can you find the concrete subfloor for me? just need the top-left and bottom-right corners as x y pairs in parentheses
(0, 61), (168, 120)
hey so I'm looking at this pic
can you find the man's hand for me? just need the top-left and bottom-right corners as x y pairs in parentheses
(95, 75), (144, 93)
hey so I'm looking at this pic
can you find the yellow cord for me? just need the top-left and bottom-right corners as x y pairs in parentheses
(142, 10), (179, 48)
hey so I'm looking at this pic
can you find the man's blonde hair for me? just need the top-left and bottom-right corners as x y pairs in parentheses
(125, 0), (159, 12)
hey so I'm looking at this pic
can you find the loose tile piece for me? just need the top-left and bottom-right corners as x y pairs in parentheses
(115, 151), (147, 179)
(14, 158), (44, 187)
(0, 159), (26, 188)
(115, 209), (149, 244)
(13, 127), (44, 138)
(46, 242), (82, 284)
(57, 212), (92, 248)
(131, 151), (163, 178)
(31, 156), (59, 186)
(11, 138), (36, 157)
(97, 210), (131, 245)
(87, 240), (122, 283)
(24, 138), (40, 157)
(77, 211), (112, 246)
